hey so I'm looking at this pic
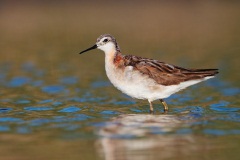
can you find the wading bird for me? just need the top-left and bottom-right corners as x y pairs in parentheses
(79, 34), (218, 113)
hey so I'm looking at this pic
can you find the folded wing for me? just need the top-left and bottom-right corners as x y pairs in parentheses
(123, 55), (219, 86)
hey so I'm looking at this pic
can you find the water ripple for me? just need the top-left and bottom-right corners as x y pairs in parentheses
(100, 110), (120, 115)
(42, 85), (66, 94)
(29, 118), (51, 126)
(8, 76), (31, 87)
(24, 106), (54, 111)
(210, 101), (239, 112)
(58, 106), (81, 113)
(0, 108), (12, 113)
(0, 117), (23, 123)
(15, 100), (31, 104)
(38, 99), (53, 104)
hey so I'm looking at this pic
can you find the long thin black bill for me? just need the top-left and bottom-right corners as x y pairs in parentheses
(79, 44), (97, 54)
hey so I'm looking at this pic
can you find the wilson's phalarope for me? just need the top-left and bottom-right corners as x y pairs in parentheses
(79, 34), (218, 113)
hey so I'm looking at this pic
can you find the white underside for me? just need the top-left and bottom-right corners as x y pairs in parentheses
(100, 43), (214, 103)
(105, 55), (214, 102)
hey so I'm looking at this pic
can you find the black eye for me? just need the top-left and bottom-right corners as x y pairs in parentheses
(103, 38), (108, 42)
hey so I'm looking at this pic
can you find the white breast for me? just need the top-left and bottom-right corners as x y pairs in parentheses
(105, 56), (165, 101)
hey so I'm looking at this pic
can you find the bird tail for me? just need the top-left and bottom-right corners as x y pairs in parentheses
(181, 68), (219, 80)
(190, 69), (219, 77)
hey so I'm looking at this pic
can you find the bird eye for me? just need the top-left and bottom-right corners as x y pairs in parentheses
(103, 38), (108, 42)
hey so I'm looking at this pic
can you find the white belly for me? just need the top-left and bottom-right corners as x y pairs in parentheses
(105, 60), (167, 101)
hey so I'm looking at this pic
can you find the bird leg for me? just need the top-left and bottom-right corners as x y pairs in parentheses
(148, 100), (154, 114)
(160, 99), (168, 113)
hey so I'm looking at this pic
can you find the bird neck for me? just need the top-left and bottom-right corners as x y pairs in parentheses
(113, 51), (123, 64)
(105, 50), (123, 66)
(103, 42), (122, 67)
(115, 42), (121, 53)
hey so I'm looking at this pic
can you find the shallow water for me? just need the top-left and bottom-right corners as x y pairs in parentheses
(1, 1), (240, 160)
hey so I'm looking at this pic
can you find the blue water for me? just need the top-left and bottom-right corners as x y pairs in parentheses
(0, 62), (239, 138)
(0, 62), (239, 160)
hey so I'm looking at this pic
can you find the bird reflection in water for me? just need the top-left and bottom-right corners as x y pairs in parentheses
(95, 114), (201, 160)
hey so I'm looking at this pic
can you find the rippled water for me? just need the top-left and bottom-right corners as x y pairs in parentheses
(0, 61), (239, 159)
(1, 1), (240, 160)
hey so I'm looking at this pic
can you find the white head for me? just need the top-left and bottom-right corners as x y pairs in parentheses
(79, 34), (120, 55)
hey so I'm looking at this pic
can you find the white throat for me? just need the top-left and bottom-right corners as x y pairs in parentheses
(97, 42), (117, 55)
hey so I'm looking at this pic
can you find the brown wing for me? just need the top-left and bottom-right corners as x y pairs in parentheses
(123, 55), (218, 86)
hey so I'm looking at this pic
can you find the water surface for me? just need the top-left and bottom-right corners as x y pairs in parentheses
(0, 1), (240, 160)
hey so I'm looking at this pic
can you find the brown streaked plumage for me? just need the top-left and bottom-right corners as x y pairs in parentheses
(122, 54), (218, 86)
(79, 34), (219, 113)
